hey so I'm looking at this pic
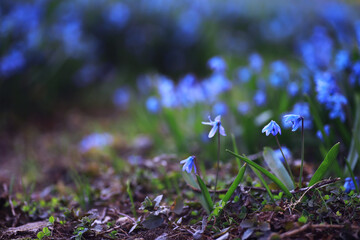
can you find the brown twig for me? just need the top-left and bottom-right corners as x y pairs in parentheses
(280, 223), (360, 238)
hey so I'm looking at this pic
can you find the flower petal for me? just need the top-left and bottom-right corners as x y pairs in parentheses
(208, 125), (219, 138)
(219, 125), (226, 136)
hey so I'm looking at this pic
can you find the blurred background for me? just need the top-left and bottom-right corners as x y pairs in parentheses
(1, 0), (358, 121)
(1, 0), (360, 188)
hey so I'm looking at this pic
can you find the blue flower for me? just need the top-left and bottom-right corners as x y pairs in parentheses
(254, 90), (267, 106)
(237, 67), (252, 83)
(283, 114), (302, 131)
(146, 96), (161, 114)
(344, 177), (359, 193)
(314, 72), (348, 122)
(207, 56), (227, 72)
(248, 53), (263, 73)
(335, 50), (351, 71)
(287, 82), (299, 97)
(349, 61), (360, 86)
(212, 102), (228, 116)
(291, 102), (313, 129)
(106, 2), (131, 29)
(180, 156), (196, 173)
(262, 120), (281, 136)
(274, 146), (292, 163)
(269, 61), (289, 88)
(237, 102), (251, 115)
(0, 49), (25, 77)
(113, 87), (130, 110)
(316, 125), (330, 141)
(202, 115), (226, 138)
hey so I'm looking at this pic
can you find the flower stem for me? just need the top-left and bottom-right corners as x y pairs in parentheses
(213, 131), (220, 203)
(275, 135), (295, 186)
(194, 157), (201, 178)
(299, 117), (304, 187)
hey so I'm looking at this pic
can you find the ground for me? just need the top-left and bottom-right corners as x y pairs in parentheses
(0, 109), (359, 240)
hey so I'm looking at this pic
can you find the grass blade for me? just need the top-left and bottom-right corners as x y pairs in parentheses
(221, 163), (247, 204)
(308, 142), (340, 187)
(226, 149), (292, 198)
(263, 147), (295, 190)
(196, 175), (213, 213)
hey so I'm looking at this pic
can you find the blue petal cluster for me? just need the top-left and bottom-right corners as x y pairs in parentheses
(315, 72), (348, 122)
(180, 156), (197, 174)
(283, 114), (302, 131)
(344, 177), (359, 193)
(262, 120), (281, 136)
(202, 115), (226, 138)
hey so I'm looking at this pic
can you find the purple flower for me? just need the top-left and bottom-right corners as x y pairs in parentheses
(262, 120), (281, 136)
(202, 115), (226, 138)
(180, 156), (196, 173)
(283, 114), (302, 132)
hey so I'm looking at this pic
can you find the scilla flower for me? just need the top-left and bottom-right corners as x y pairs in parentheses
(344, 177), (359, 193)
(202, 115), (226, 138)
(262, 120), (281, 136)
(283, 114), (302, 131)
(180, 156), (196, 174)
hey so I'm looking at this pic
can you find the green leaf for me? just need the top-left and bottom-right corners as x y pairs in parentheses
(298, 215), (308, 224)
(221, 163), (246, 204)
(49, 216), (55, 224)
(308, 142), (340, 187)
(42, 227), (50, 236)
(37, 231), (44, 240)
(226, 149), (292, 198)
(181, 171), (200, 190)
(196, 175), (213, 213)
(263, 147), (295, 190)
